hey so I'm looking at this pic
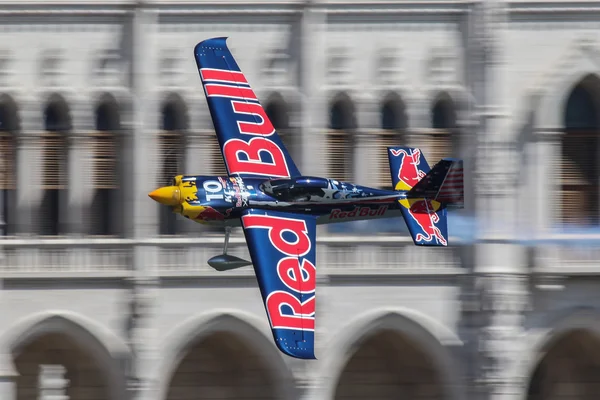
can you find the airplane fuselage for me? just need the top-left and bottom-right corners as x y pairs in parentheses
(170, 174), (407, 227)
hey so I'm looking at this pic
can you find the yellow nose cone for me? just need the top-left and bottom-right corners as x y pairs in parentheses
(148, 186), (181, 206)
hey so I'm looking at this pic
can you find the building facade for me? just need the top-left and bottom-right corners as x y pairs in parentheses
(1, 0), (600, 399)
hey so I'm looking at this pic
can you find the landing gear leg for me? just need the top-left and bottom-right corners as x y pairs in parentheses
(223, 226), (231, 255)
(207, 226), (252, 271)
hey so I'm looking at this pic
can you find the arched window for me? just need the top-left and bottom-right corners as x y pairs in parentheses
(265, 93), (295, 162)
(327, 93), (356, 182)
(0, 95), (18, 236)
(561, 75), (600, 225)
(90, 94), (120, 236)
(430, 93), (457, 165)
(375, 93), (406, 189)
(159, 95), (187, 235)
(40, 95), (70, 236)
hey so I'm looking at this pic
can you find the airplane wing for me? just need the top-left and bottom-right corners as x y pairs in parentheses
(193, 37), (301, 179)
(240, 208), (317, 359)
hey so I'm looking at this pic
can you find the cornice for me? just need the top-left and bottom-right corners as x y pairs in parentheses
(0, 1), (474, 16)
(0, 1), (598, 17)
(508, 1), (600, 14)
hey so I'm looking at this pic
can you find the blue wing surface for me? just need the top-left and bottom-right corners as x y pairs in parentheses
(240, 208), (317, 359)
(193, 37), (301, 179)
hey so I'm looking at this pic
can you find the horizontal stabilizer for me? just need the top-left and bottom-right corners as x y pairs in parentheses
(407, 159), (464, 208)
(398, 198), (448, 246)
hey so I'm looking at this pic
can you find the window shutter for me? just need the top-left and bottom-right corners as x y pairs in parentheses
(203, 131), (227, 176)
(424, 129), (452, 168)
(42, 133), (68, 189)
(159, 131), (184, 186)
(92, 132), (117, 189)
(560, 131), (598, 224)
(0, 132), (15, 190)
(326, 130), (352, 182)
(375, 131), (402, 189)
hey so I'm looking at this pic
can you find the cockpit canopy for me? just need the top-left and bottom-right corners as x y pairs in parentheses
(260, 177), (329, 202)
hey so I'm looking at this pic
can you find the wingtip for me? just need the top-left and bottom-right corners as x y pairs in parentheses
(275, 341), (316, 360)
(194, 36), (229, 52)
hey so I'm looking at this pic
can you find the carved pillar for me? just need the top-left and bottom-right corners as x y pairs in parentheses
(471, 1), (530, 399)
(68, 102), (94, 236)
(128, 3), (160, 400)
(299, 2), (327, 177)
(130, 3), (159, 239)
(38, 364), (69, 400)
(0, 352), (16, 400)
(476, 274), (530, 399)
(125, 271), (158, 400)
(16, 98), (44, 235)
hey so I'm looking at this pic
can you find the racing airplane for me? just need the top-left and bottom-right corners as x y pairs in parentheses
(149, 37), (464, 360)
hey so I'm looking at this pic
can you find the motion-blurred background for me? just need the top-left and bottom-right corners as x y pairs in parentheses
(0, 0), (598, 399)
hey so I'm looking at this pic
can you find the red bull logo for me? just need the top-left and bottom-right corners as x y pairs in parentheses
(196, 206), (225, 222)
(390, 148), (427, 191)
(400, 198), (447, 246)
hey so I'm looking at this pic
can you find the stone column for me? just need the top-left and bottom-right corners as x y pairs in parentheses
(299, 2), (327, 177)
(0, 352), (16, 400)
(472, 1), (529, 398)
(16, 98), (44, 235)
(476, 274), (530, 399)
(130, 5), (159, 239)
(67, 102), (94, 235)
(128, 3), (160, 400)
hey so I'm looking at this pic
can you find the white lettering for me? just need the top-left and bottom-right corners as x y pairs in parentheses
(203, 180), (223, 201)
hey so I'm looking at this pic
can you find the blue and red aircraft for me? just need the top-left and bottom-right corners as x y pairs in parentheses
(149, 37), (464, 360)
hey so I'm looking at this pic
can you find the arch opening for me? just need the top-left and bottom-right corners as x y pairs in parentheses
(0, 94), (18, 236)
(560, 74), (600, 226)
(377, 93), (406, 189)
(165, 331), (279, 400)
(40, 94), (70, 236)
(527, 329), (600, 400)
(159, 95), (187, 236)
(430, 93), (459, 163)
(334, 329), (447, 400)
(327, 93), (356, 182)
(91, 94), (122, 236)
(14, 332), (113, 400)
(265, 93), (296, 164)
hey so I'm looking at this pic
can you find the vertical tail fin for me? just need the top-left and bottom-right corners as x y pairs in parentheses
(387, 147), (430, 191)
(407, 159), (464, 208)
(387, 147), (463, 246)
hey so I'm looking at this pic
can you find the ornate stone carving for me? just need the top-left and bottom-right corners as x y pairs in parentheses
(38, 364), (69, 400)
(0, 49), (11, 86)
(124, 276), (155, 390)
(261, 47), (291, 87)
(474, 140), (519, 197)
(427, 46), (457, 87)
(474, 0), (507, 57)
(478, 274), (529, 314)
(160, 48), (185, 88)
(376, 47), (402, 87)
(327, 47), (350, 86)
(476, 274), (529, 392)
(93, 49), (127, 88)
(39, 49), (65, 87)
